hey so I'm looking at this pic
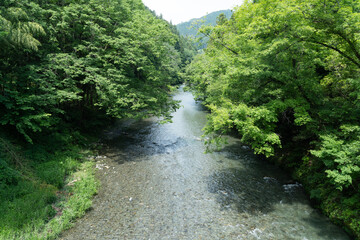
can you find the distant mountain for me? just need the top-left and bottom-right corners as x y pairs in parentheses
(176, 10), (232, 38)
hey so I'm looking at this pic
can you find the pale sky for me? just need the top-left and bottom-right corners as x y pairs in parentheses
(142, 0), (243, 24)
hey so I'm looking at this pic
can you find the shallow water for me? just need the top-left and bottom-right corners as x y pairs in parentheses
(60, 88), (350, 240)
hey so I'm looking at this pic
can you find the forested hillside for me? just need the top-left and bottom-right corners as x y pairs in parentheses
(177, 10), (232, 49)
(177, 9), (232, 37)
(186, 0), (360, 238)
(0, 0), (194, 239)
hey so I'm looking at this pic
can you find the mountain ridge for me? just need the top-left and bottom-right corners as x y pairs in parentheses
(176, 9), (232, 38)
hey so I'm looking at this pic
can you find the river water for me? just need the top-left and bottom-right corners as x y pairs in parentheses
(61, 88), (350, 240)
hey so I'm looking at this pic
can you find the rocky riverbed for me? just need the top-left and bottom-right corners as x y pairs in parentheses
(60, 88), (350, 240)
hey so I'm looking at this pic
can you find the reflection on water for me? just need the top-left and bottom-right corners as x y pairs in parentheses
(61, 87), (350, 240)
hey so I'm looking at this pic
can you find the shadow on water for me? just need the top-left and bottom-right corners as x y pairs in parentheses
(207, 167), (304, 215)
(193, 100), (209, 112)
(302, 212), (354, 240)
(207, 142), (351, 239)
(100, 119), (189, 164)
(206, 141), (309, 216)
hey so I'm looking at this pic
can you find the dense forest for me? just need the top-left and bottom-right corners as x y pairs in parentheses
(2, 0), (360, 238)
(186, 0), (360, 238)
(0, 0), (195, 239)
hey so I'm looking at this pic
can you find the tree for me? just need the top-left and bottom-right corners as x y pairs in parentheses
(0, 7), (45, 51)
(186, 1), (360, 235)
(0, 0), (188, 142)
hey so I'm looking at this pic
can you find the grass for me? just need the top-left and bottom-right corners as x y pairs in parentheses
(0, 134), (99, 240)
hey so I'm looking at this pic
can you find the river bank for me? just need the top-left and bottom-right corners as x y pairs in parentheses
(271, 146), (360, 239)
(0, 133), (99, 240)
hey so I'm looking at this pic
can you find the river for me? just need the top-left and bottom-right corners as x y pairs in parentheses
(60, 87), (350, 240)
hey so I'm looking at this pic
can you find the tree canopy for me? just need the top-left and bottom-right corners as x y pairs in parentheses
(0, 1), (195, 238)
(186, 0), (360, 237)
(0, 0), (194, 142)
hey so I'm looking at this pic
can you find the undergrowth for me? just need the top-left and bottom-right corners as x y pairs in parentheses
(0, 131), (99, 240)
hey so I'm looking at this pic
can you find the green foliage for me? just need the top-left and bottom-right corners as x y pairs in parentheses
(187, 0), (360, 163)
(186, 0), (360, 237)
(0, 0), (194, 238)
(0, 133), (98, 240)
(0, 0), (192, 142)
(0, 158), (19, 187)
(0, 7), (45, 51)
(177, 10), (232, 37)
(176, 10), (232, 49)
(0, 182), (57, 229)
(36, 161), (66, 188)
(40, 160), (98, 240)
(203, 102), (280, 157)
(311, 125), (360, 191)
